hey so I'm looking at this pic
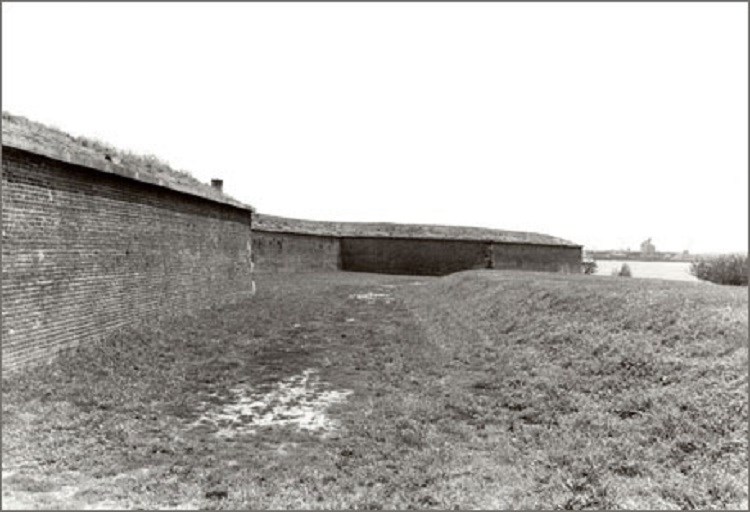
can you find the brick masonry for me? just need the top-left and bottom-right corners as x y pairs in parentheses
(340, 237), (490, 276)
(252, 231), (582, 276)
(2, 147), (254, 372)
(491, 243), (582, 274)
(340, 237), (582, 276)
(252, 231), (340, 273)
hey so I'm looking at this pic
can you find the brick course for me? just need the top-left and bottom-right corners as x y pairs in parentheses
(2, 147), (254, 371)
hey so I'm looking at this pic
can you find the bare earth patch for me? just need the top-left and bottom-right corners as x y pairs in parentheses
(348, 292), (395, 304)
(1, 469), (127, 511)
(191, 369), (352, 438)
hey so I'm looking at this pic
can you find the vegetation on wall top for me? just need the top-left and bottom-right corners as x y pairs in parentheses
(2, 111), (252, 211)
(254, 213), (580, 247)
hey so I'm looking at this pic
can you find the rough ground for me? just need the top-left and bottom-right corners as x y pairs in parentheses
(2, 271), (747, 509)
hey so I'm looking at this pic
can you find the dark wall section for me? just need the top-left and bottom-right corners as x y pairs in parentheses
(2, 147), (254, 371)
(491, 244), (582, 274)
(252, 230), (340, 273)
(339, 237), (582, 276)
(340, 237), (491, 276)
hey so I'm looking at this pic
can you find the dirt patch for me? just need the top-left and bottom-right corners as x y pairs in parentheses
(1, 469), (126, 510)
(191, 369), (352, 438)
(379, 281), (425, 288)
(348, 292), (394, 304)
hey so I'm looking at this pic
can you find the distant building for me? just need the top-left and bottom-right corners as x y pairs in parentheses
(641, 238), (656, 255)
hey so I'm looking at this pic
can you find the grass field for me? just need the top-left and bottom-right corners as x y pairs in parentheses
(2, 271), (747, 509)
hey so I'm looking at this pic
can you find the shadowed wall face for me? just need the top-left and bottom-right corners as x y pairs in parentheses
(2, 148), (254, 371)
(340, 238), (491, 276)
(252, 231), (340, 273)
(491, 244), (582, 273)
(340, 237), (582, 276)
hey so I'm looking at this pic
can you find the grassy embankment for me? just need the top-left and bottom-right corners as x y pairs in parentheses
(2, 271), (747, 509)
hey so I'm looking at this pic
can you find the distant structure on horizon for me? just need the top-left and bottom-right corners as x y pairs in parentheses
(640, 238), (656, 255)
(587, 240), (695, 262)
(587, 238), (701, 262)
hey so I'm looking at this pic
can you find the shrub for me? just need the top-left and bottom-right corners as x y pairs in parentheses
(690, 254), (748, 286)
(611, 263), (632, 278)
(582, 260), (598, 275)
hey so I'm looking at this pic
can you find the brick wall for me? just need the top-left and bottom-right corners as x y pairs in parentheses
(339, 237), (581, 276)
(491, 243), (582, 274)
(253, 233), (582, 277)
(252, 230), (340, 273)
(2, 147), (254, 371)
(340, 237), (491, 276)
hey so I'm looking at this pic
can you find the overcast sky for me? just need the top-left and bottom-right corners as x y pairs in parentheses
(3, 2), (747, 253)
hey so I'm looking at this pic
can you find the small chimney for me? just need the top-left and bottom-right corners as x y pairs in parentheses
(211, 179), (223, 192)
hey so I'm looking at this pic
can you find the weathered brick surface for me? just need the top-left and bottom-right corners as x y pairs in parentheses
(491, 243), (582, 274)
(341, 238), (583, 276)
(2, 147), (254, 372)
(252, 230), (339, 273)
(253, 214), (582, 276)
(254, 232), (582, 276)
(340, 237), (581, 276)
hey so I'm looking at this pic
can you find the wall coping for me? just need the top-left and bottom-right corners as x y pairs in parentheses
(254, 227), (583, 248)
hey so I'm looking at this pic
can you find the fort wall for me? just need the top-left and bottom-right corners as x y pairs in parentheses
(2, 112), (583, 372)
(2, 147), (254, 371)
(340, 237), (490, 276)
(491, 243), (582, 274)
(252, 230), (340, 273)
(252, 215), (582, 276)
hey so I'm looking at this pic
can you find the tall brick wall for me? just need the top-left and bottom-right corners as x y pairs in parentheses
(252, 230), (340, 273)
(2, 147), (254, 371)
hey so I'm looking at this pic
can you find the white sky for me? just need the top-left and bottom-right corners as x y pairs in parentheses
(2, 2), (747, 253)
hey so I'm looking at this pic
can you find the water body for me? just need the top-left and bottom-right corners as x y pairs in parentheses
(594, 259), (700, 282)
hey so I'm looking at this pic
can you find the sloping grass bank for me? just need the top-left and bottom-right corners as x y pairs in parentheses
(402, 271), (748, 509)
(2, 271), (747, 509)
